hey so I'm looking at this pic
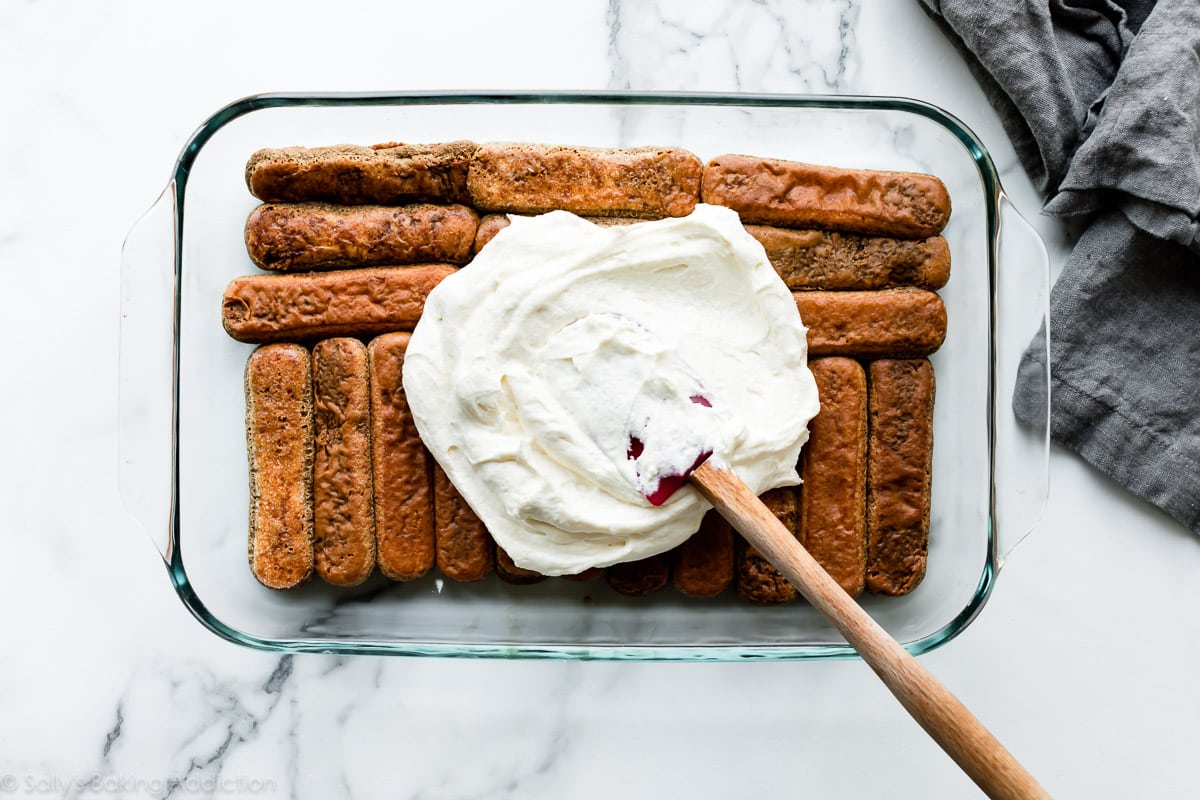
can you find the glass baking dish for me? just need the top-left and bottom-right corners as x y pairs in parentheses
(119, 92), (1050, 660)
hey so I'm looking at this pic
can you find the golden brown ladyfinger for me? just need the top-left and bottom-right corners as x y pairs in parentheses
(746, 226), (950, 290)
(671, 510), (734, 598)
(368, 332), (435, 581)
(433, 464), (494, 582)
(800, 358), (868, 596)
(606, 552), (671, 596)
(867, 359), (936, 596)
(245, 203), (478, 271)
(736, 488), (800, 605)
(795, 289), (947, 358)
(468, 143), (702, 218)
(494, 546), (546, 585)
(245, 344), (315, 589)
(702, 155), (951, 238)
(245, 141), (478, 205)
(311, 338), (376, 586)
(473, 214), (511, 252)
(222, 264), (456, 344)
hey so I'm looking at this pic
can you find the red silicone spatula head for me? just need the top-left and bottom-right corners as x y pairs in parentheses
(628, 394), (713, 506)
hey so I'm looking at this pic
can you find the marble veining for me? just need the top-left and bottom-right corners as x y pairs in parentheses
(607, 0), (860, 93)
(186, 658), (289, 796)
(101, 704), (124, 760)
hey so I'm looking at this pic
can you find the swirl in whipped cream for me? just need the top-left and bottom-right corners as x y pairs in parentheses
(403, 204), (820, 575)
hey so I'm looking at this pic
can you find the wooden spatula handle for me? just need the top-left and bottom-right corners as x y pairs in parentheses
(690, 462), (1051, 800)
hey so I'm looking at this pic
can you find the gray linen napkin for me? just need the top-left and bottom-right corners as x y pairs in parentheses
(919, 0), (1200, 532)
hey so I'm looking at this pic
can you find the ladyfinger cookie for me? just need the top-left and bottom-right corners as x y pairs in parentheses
(736, 487), (800, 605)
(800, 358), (868, 597)
(433, 464), (494, 582)
(222, 264), (456, 343)
(368, 333), (435, 581)
(473, 214), (511, 252)
(795, 289), (947, 358)
(606, 552), (671, 596)
(746, 226), (950, 291)
(468, 143), (702, 218)
(311, 338), (376, 586)
(245, 202), (478, 271)
(702, 155), (951, 238)
(245, 141), (478, 205)
(867, 359), (935, 596)
(672, 510), (734, 598)
(245, 344), (314, 589)
(495, 546), (546, 585)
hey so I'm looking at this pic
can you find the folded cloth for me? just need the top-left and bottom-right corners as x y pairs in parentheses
(919, 0), (1200, 532)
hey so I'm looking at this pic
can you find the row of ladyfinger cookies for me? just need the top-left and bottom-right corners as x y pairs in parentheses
(244, 203), (950, 291)
(224, 265), (947, 356)
(226, 143), (951, 345)
(247, 333), (467, 591)
(240, 142), (951, 288)
(247, 334), (932, 601)
(244, 141), (951, 235)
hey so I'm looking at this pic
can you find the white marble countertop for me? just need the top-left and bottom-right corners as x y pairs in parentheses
(3, 1), (1198, 797)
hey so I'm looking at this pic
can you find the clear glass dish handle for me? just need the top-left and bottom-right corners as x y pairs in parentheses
(119, 185), (177, 563)
(994, 191), (1051, 568)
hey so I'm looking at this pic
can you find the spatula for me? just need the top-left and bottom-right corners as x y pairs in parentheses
(551, 312), (1049, 797)
(638, 445), (1052, 800)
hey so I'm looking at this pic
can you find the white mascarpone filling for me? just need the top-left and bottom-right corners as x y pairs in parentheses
(402, 204), (820, 575)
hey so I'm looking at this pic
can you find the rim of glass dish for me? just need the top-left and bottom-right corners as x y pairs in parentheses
(166, 91), (1005, 661)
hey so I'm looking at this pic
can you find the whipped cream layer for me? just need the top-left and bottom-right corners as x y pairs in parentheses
(403, 204), (820, 575)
